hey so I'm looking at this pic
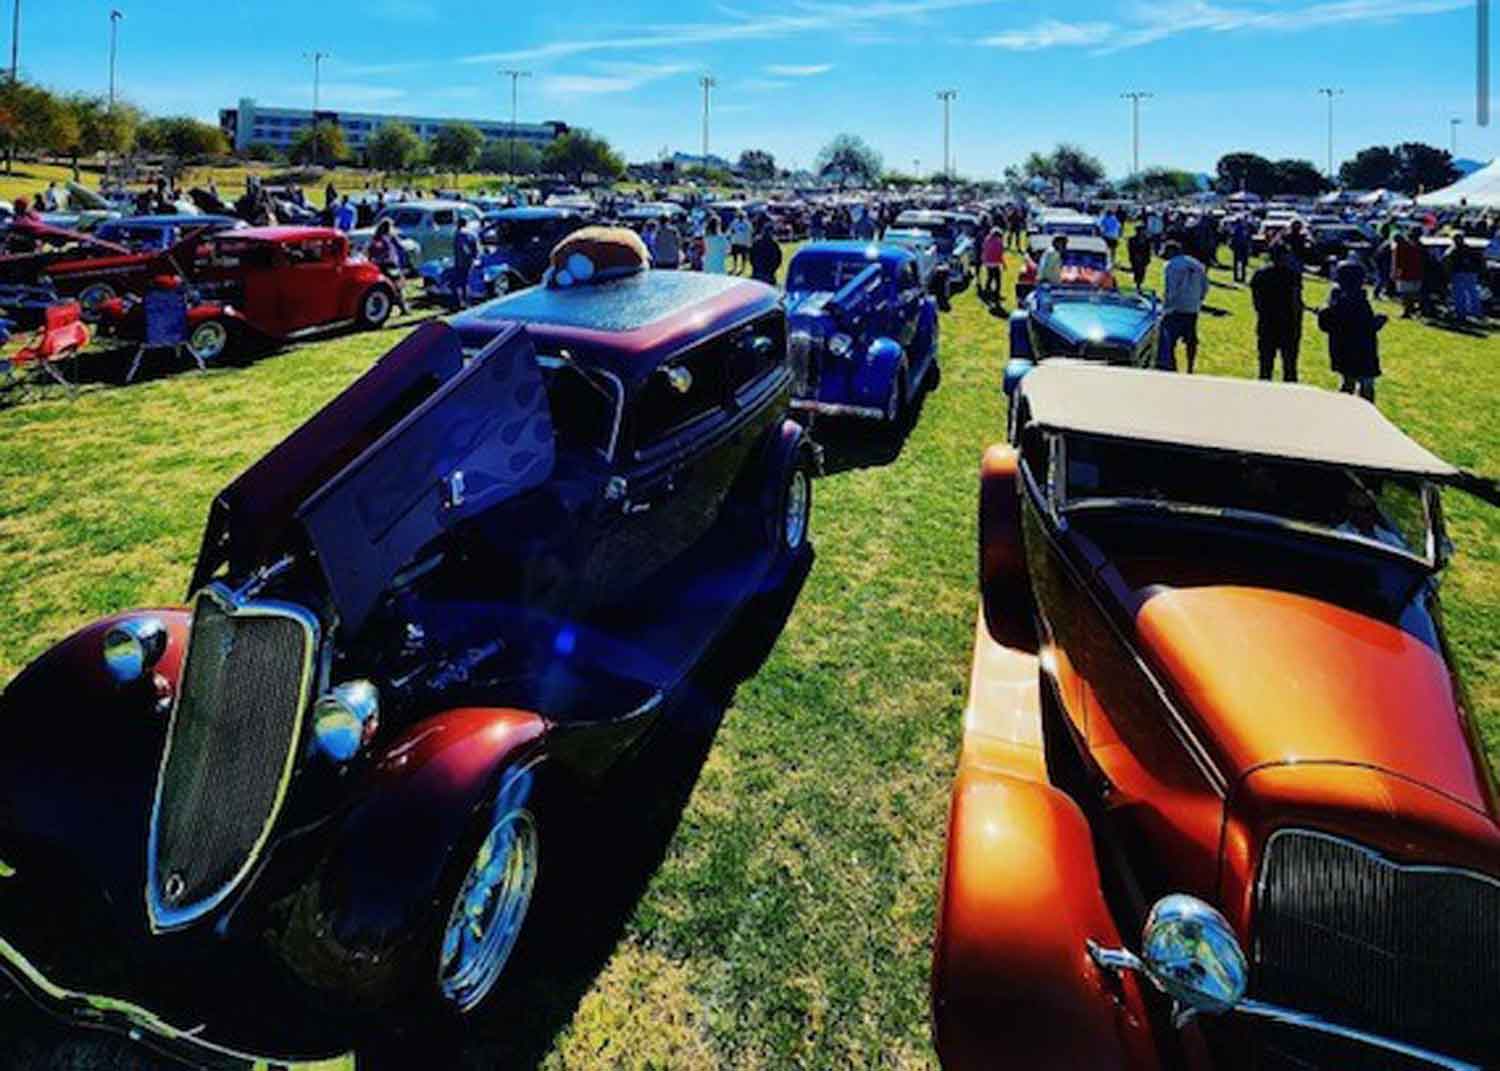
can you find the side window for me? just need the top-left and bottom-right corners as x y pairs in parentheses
(392, 210), (421, 229)
(633, 341), (730, 449)
(729, 312), (785, 392)
(432, 209), (456, 227)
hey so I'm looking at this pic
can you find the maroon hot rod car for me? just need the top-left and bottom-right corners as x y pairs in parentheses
(0, 261), (814, 1064)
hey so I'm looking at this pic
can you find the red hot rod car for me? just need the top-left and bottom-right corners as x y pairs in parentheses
(0, 258), (814, 1064)
(934, 361), (1500, 1071)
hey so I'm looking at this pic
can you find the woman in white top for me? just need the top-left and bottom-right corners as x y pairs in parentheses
(703, 216), (730, 273)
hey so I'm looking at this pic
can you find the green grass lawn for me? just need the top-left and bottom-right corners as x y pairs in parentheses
(0, 248), (1496, 1069)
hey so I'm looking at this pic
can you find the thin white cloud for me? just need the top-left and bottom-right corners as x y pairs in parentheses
(980, 19), (1114, 49)
(463, 0), (999, 65)
(740, 78), (793, 91)
(541, 62), (693, 97)
(765, 63), (833, 76)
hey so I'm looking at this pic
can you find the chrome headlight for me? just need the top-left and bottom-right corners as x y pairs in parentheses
(103, 616), (168, 684)
(312, 680), (381, 763)
(828, 333), (854, 359)
(1139, 894), (1248, 1016)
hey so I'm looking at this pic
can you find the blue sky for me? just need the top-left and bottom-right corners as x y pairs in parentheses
(28, 0), (1500, 178)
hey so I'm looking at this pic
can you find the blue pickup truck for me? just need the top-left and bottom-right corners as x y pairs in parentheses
(785, 241), (940, 425)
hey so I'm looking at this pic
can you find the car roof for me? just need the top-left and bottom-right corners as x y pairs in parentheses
(1029, 234), (1110, 254)
(454, 271), (779, 383)
(1020, 362), (1457, 479)
(104, 214), (237, 227)
(895, 210), (948, 223)
(492, 207), (581, 221)
(382, 199), (474, 212)
(220, 225), (344, 243)
(792, 240), (916, 268)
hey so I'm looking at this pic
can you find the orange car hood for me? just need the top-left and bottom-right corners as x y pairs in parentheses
(1135, 586), (1497, 817)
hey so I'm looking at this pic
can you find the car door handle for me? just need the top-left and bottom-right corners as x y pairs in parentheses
(624, 500), (652, 515)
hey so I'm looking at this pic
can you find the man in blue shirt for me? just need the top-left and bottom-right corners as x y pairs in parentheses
(333, 195), (357, 232)
(452, 218), (480, 309)
(1157, 241), (1209, 373)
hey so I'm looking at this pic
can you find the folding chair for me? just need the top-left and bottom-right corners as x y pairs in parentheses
(2, 300), (90, 400)
(126, 278), (193, 383)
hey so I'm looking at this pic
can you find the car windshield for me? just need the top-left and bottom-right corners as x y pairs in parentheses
(487, 218), (555, 246)
(786, 255), (877, 293)
(898, 219), (953, 241)
(1062, 250), (1108, 270)
(1060, 435), (1432, 562)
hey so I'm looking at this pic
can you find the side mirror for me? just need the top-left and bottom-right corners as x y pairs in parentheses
(1089, 895), (1248, 1026)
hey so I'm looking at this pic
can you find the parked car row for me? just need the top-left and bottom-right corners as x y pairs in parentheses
(2, 216), (1498, 1071)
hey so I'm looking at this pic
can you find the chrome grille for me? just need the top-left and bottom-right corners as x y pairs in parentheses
(787, 330), (820, 398)
(147, 588), (315, 930)
(1255, 829), (1500, 1068)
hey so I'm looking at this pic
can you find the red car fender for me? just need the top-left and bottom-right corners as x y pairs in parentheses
(932, 766), (1160, 1071)
(339, 262), (387, 318)
(979, 445), (1035, 650)
(289, 706), (549, 998)
(186, 303), (233, 325)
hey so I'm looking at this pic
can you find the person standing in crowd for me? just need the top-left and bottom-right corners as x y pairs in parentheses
(451, 217), (479, 310)
(703, 216), (730, 274)
(1445, 234), (1484, 325)
(1372, 225), (1394, 299)
(1036, 235), (1066, 286)
(367, 219), (410, 317)
(1281, 219), (1309, 273)
(1317, 259), (1386, 404)
(1126, 225), (1151, 291)
(1099, 208), (1122, 260)
(853, 205), (877, 241)
(730, 211), (753, 274)
(749, 224), (782, 285)
(333, 195), (357, 232)
(980, 227), (1007, 305)
(1392, 229), (1424, 319)
(640, 220), (659, 263)
(323, 182), (338, 213)
(1157, 241), (1208, 373)
(1008, 205), (1025, 250)
(808, 210), (826, 242)
(1146, 207), (1164, 253)
(655, 219), (682, 269)
(1249, 245), (1302, 382)
(1229, 216), (1252, 284)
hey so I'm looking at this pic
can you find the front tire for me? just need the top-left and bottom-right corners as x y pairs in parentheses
(78, 282), (117, 316)
(490, 273), (513, 300)
(187, 319), (230, 364)
(780, 462), (812, 554)
(358, 286), (395, 330)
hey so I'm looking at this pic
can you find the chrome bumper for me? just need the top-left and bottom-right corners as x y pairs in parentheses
(0, 932), (355, 1071)
(790, 398), (886, 420)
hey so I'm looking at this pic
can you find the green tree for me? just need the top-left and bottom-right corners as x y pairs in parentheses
(1022, 144), (1104, 199)
(737, 148), (776, 182)
(138, 116), (230, 159)
(286, 120), (345, 165)
(1215, 151), (1277, 197)
(367, 120), (422, 172)
(1271, 158), (1329, 196)
(1119, 166), (1198, 198)
(814, 133), (882, 188)
(0, 80), (68, 173)
(1339, 145), (1400, 191)
(542, 129), (625, 183)
(478, 139), (540, 174)
(1392, 142), (1458, 195)
(429, 122), (484, 176)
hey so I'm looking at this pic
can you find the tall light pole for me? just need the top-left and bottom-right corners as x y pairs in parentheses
(936, 89), (956, 183)
(108, 10), (123, 111)
(500, 68), (531, 175)
(1121, 90), (1152, 177)
(1480, 0), (1490, 126)
(303, 50), (330, 166)
(1450, 116), (1462, 156)
(9, 0), (18, 83)
(698, 74), (717, 169)
(1316, 87), (1343, 180)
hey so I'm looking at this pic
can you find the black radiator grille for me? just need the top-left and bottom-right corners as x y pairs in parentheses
(149, 591), (313, 928)
(1254, 829), (1500, 1068)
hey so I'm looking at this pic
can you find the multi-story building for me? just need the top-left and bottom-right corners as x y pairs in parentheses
(218, 98), (568, 155)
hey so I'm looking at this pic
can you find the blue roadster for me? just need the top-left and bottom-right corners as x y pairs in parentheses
(1003, 284), (1161, 396)
(785, 241), (940, 424)
(419, 206), (590, 301)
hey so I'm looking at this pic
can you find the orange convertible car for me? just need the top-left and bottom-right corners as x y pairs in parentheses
(932, 362), (1500, 1071)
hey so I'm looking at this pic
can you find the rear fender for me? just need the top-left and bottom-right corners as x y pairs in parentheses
(852, 336), (904, 409)
(979, 446), (1036, 651)
(932, 768), (1159, 1070)
(288, 707), (548, 997)
(732, 418), (817, 530)
(1008, 308), (1032, 360)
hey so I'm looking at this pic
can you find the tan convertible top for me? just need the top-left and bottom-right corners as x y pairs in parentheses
(1020, 361), (1459, 478)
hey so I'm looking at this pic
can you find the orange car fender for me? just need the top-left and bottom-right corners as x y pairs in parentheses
(932, 766), (1160, 1071)
(979, 444), (1036, 651)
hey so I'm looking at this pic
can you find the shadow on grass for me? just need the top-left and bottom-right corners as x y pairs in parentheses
(812, 386), (928, 477)
(362, 554), (813, 1071)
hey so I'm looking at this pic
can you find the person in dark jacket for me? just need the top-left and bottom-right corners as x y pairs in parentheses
(451, 217), (480, 310)
(1126, 227), (1151, 291)
(1250, 245), (1302, 381)
(749, 225), (782, 285)
(1317, 260), (1386, 404)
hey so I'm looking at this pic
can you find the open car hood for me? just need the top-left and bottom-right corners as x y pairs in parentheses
(1134, 585), (1498, 818)
(192, 322), (555, 633)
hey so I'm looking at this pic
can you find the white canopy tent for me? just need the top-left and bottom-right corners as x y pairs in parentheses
(1415, 159), (1500, 208)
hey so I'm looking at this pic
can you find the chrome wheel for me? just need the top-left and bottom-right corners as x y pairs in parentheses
(438, 808), (537, 1014)
(491, 273), (512, 298)
(187, 320), (228, 363)
(784, 468), (809, 551)
(361, 288), (392, 327)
